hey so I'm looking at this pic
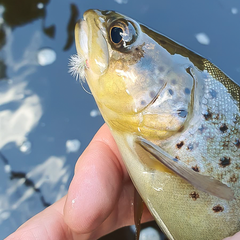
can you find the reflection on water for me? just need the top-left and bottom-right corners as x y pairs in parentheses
(114, 0), (128, 4)
(19, 140), (32, 153)
(195, 32), (210, 45)
(231, 7), (238, 14)
(0, 153), (70, 222)
(27, 156), (70, 202)
(90, 109), (101, 117)
(37, 47), (56, 66)
(0, 81), (42, 148)
(66, 139), (81, 153)
(139, 227), (161, 240)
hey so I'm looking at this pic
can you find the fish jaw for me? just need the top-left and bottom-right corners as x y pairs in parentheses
(74, 10), (109, 85)
(75, 20), (89, 63)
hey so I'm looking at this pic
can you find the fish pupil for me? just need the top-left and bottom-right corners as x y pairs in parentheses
(111, 27), (123, 44)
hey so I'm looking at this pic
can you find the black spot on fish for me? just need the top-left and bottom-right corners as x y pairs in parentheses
(219, 157), (231, 167)
(184, 87), (191, 95)
(187, 143), (194, 150)
(234, 139), (240, 148)
(150, 91), (156, 98)
(175, 156), (180, 160)
(220, 123), (228, 133)
(168, 89), (174, 95)
(158, 66), (165, 72)
(209, 89), (217, 98)
(212, 205), (224, 213)
(189, 191), (199, 200)
(214, 114), (220, 120)
(203, 110), (212, 120)
(177, 109), (188, 118)
(192, 165), (200, 172)
(141, 100), (146, 106)
(171, 79), (177, 85)
(176, 141), (184, 149)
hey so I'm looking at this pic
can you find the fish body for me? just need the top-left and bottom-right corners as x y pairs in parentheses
(71, 9), (240, 240)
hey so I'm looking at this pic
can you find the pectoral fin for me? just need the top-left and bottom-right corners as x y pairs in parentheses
(136, 137), (234, 201)
(134, 188), (144, 240)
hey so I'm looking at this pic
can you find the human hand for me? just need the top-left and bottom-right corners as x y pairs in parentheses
(5, 124), (153, 240)
(224, 233), (240, 240)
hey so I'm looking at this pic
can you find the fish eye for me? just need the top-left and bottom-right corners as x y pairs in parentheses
(110, 27), (124, 44)
(109, 19), (138, 50)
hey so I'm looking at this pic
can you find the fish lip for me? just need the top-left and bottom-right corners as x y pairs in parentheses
(79, 10), (109, 77)
(79, 10), (107, 60)
(83, 9), (107, 36)
(76, 19), (89, 60)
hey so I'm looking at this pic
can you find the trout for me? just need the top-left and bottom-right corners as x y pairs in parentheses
(70, 9), (240, 240)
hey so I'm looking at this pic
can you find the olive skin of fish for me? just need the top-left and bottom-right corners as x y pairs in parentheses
(71, 9), (240, 240)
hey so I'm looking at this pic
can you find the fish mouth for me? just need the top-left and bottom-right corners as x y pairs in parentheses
(74, 10), (109, 77)
(75, 9), (106, 62)
(75, 19), (89, 61)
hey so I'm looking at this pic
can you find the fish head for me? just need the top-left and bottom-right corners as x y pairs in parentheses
(73, 9), (203, 139)
(74, 9), (144, 113)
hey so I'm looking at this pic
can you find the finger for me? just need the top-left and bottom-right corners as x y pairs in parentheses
(224, 232), (240, 240)
(64, 124), (128, 234)
(5, 197), (71, 240)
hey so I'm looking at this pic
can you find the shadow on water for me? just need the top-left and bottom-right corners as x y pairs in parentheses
(0, 0), (54, 37)
(63, 4), (79, 51)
